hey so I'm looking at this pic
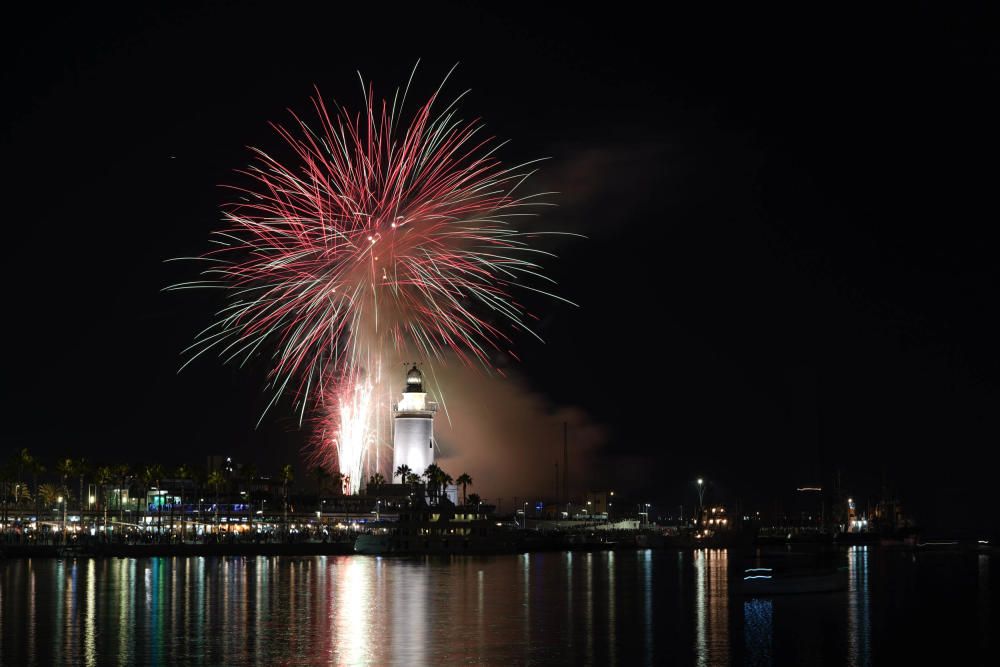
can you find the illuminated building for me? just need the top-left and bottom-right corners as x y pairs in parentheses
(392, 365), (438, 479)
(847, 497), (869, 532)
(699, 506), (730, 531)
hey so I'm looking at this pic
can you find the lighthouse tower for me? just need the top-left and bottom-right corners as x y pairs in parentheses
(392, 364), (437, 479)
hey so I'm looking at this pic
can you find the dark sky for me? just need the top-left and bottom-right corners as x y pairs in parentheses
(3, 4), (998, 531)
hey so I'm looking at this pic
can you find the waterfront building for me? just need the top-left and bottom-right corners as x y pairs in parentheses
(584, 491), (610, 516)
(699, 505), (730, 530)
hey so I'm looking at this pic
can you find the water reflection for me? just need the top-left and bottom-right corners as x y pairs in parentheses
(0, 549), (991, 665)
(847, 546), (871, 667)
(336, 557), (374, 664)
(389, 559), (427, 665)
(693, 548), (729, 666)
(641, 549), (653, 666)
(607, 551), (616, 665)
(585, 552), (594, 660)
(978, 554), (990, 656)
(743, 598), (773, 666)
(521, 553), (531, 650)
(564, 551), (573, 641)
(85, 559), (96, 666)
(29, 560), (37, 661)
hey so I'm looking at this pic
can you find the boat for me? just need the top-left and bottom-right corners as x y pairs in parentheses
(55, 545), (84, 559)
(354, 534), (394, 554)
(741, 566), (848, 595)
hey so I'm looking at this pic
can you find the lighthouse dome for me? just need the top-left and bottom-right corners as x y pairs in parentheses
(404, 365), (424, 392)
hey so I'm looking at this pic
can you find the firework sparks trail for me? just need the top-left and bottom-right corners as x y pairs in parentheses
(309, 354), (389, 494)
(324, 370), (375, 495)
(170, 65), (576, 488)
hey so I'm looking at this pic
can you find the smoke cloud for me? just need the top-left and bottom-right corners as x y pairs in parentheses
(428, 362), (605, 503)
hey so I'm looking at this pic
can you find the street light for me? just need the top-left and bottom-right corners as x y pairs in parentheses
(696, 478), (706, 525)
(58, 496), (67, 537)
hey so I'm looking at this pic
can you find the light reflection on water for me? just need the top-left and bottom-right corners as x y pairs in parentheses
(694, 548), (729, 666)
(0, 548), (993, 665)
(642, 549), (653, 667)
(978, 553), (990, 657)
(743, 597), (773, 666)
(584, 552), (593, 661)
(847, 546), (871, 667)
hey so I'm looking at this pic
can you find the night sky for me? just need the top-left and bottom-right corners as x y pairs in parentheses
(3, 4), (998, 532)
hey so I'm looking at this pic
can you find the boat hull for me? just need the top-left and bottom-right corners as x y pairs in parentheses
(354, 534), (393, 554)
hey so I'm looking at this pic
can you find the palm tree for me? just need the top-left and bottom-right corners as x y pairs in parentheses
(143, 464), (165, 534)
(467, 493), (482, 506)
(280, 465), (294, 534)
(0, 461), (11, 532)
(241, 464), (257, 534)
(113, 464), (131, 535)
(74, 457), (90, 514)
(14, 449), (34, 510)
(175, 465), (192, 542)
(38, 483), (62, 509)
(395, 464), (412, 485)
(4, 457), (32, 526)
(10, 479), (31, 504)
(30, 458), (45, 521)
(456, 473), (473, 506)
(191, 465), (206, 532)
(207, 470), (225, 532)
(441, 472), (454, 503)
(423, 464), (441, 500)
(405, 472), (421, 486)
(368, 472), (385, 488)
(56, 458), (75, 503)
(311, 466), (330, 513)
(96, 466), (114, 534)
(423, 464), (452, 503)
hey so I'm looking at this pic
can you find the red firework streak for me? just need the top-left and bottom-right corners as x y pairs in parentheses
(173, 68), (574, 479)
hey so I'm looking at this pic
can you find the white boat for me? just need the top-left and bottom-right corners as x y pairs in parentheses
(742, 567), (848, 595)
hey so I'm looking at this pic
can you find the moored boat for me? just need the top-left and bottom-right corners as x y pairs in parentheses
(354, 534), (394, 554)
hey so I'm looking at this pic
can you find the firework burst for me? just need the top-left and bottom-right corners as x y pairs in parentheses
(315, 368), (376, 495)
(171, 65), (574, 486)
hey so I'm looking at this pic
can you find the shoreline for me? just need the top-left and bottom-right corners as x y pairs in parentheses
(2, 538), (987, 559)
(0, 542), (355, 558)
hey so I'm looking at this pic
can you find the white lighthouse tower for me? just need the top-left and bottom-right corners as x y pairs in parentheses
(392, 364), (437, 479)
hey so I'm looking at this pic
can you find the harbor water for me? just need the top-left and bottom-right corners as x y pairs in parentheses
(0, 546), (994, 665)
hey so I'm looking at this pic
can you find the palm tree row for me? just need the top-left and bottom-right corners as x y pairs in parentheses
(390, 463), (475, 506)
(5, 449), (479, 536)
(0, 449), (287, 536)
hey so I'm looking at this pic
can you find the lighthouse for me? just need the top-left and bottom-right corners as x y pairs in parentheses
(392, 364), (437, 479)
